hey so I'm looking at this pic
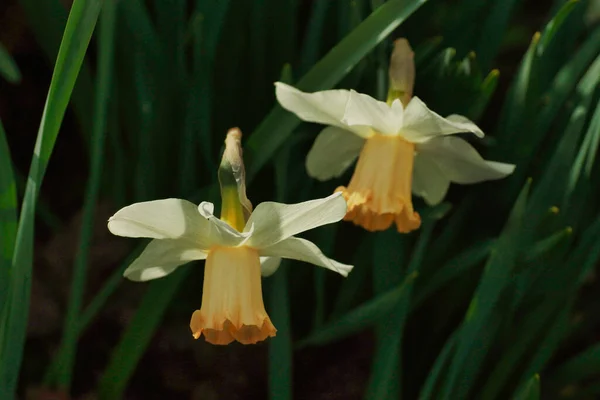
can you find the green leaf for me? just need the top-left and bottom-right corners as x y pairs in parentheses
(515, 218), (600, 391)
(0, 120), (17, 313)
(246, 0), (427, 178)
(524, 227), (572, 263)
(154, 0), (185, 76)
(0, 0), (103, 396)
(441, 180), (531, 399)
(496, 1), (589, 164)
(412, 239), (494, 311)
(365, 224), (433, 400)
(297, 271), (418, 348)
(548, 341), (600, 391)
(467, 68), (500, 121)
(533, 26), (600, 147)
(267, 129), (294, 400)
(419, 331), (458, 400)
(98, 268), (189, 398)
(536, 0), (579, 55)
(299, 0), (332, 74)
(417, 49), (488, 117)
(268, 264), (292, 400)
(513, 374), (540, 400)
(367, 229), (407, 400)
(527, 53), (600, 224)
(479, 301), (557, 399)
(565, 97), (600, 204)
(331, 237), (372, 317)
(496, 31), (540, 147)
(44, 244), (145, 386)
(179, 0), (231, 191)
(19, 0), (95, 146)
(474, 0), (521, 71)
(0, 43), (21, 83)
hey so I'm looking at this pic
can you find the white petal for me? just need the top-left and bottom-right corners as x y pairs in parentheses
(341, 91), (403, 135)
(123, 239), (207, 282)
(260, 256), (282, 277)
(259, 236), (353, 277)
(198, 202), (253, 247)
(412, 152), (451, 206)
(401, 97), (484, 142)
(306, 126), (365, 181)
(416, 136), (516, 184)
(244, 192), (347, 249)
(108, 198), (213, 249)
(274, 82), (371, 138)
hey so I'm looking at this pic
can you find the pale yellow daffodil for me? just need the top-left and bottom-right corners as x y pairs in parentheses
(275, 41), (514, 233)
(107, 129), (353, 345)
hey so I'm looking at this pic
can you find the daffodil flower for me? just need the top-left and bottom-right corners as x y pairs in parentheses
(275, 42), (515, 233)
(107, 128), (353, 345)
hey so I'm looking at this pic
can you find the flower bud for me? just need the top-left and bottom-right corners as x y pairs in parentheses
(218, 128), (252, 230)
(388, 38), (415, 107)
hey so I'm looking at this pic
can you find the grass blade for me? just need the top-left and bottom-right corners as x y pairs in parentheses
(367, 230), (407, 400)
(297, 271), (418, 348)
(299, 0), (332, 74)
(412, 239), (494, 311)
(268, 264), (293, 400)
(43, 244), (144, 386)
(514, 374), (540, 400)
(0, 0), (103, 395)
(419, 331), (458, 400)
(441, 180), (531, 399)
(19, 0), (95, 145)
(0, 43), (21, 83)
(366, 224), (433, 400)
(548, 342), (600, 391)
(0, 120), (17, 313)
(267, 127), (293, 400)
(474, 0), (521, 71)
(98, 268), (189, 398)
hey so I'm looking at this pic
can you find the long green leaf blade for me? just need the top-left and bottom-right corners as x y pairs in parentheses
(0, 43), (21, 83)
(0, 120), (17, 313)
(297, 271), (418, 348)
(442, 180), (531, 398)
(0, 0), (103, 395)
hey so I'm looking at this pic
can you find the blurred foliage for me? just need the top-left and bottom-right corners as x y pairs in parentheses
(1, 0), (600, 399)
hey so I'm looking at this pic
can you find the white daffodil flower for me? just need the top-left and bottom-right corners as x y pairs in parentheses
(108, 128), (353, 345)
(275, 41), (514, 233)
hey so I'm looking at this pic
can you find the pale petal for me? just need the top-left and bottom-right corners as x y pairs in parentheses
(198, 202), (253, 247)
(416, 136), (515, 184)
(306, 126), (365, 181)
(123, 239), (207, 282)
(341, 91), (403, 135)
(259, 236), (353, 277)
(275, 82), (371, 138)
(401, 97), (484, 142)
(108, 198), (213, 249)
(244, 192), (347, 249)
(260, 256), (282, 277)
(412, 152), (451, 206)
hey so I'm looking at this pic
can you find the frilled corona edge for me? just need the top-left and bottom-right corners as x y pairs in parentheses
(189, 246), (277, 345)
(336, 134), (421, 233)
